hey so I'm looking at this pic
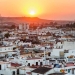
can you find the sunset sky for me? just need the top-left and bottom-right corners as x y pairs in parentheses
(0, 0), (75, 20)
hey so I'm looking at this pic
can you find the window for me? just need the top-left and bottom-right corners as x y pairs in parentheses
(61, 42), (63, 44)
(59, 46), (60, 49)
(17, 69), (19, 74)
(72, 51), (74, 53)
(68, 69), (70, 73)
(65, 69), (67, 71)
(28, 63), (30, 66)
(40, 62), (42, 66)
(12, 71), (15, 75)
(8, 48), (10, 50)
(36, 62), (38, 66)
(72, 69), (74, 74)
(48, 52), (51, 56)
(0, 65), (1, 70)
(61, 46), (63, 48)
(64, 50), (68, 53)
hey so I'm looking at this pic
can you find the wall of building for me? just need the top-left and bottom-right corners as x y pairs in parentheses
(19, 68), (34, 75)
(25, 58), (44, 66)
(51, 49), (64, 58)
(63, 41), (75, 50)
(0, 46), (13, 52)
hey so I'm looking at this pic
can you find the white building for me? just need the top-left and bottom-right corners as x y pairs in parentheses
(19, 23), (29, 32)
(51, 49), (64, 58)
(0, 46), (13, 52)
(31, 66), (75, 75)
(0, 61), (17, 75)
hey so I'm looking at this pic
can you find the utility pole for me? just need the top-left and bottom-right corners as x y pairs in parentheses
(44, 47), (46, 65)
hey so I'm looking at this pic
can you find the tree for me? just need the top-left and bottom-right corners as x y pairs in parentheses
(53, 22), (57, 25)
(46, 32), (51, 36)
(0, 31), (1, 33)
(52, 33), (56, 37)
(4, 33), (10, 38)
(50, 22), (53, 25)
(10, 25), (16, 29)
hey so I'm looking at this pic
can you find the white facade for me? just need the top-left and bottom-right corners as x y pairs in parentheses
(19, 67), (35, 75)
(18, 42), (32, 46)
(19, 23), (29, 32)
(19, 24), (23, 30)
(63, 41), (75, 50)
(9, 57), (45, 66)
(31, 66), (75, 75)
(0, 46), (13, 52)
(25, 58), (44, 66)
(54, 41), (75, 50)
(51, 49), (64, 58)
(0, 61), (17, 75)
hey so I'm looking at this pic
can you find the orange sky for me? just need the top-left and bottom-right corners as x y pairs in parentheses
(0, 0), (75, 20)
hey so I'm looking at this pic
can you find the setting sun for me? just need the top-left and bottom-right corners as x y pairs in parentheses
(29, 10), (36, 16)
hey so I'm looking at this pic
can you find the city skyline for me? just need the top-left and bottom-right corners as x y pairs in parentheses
(0, 0), (75, 20)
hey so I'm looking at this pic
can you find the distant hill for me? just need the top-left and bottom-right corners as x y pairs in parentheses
(0, 17), (74, 25)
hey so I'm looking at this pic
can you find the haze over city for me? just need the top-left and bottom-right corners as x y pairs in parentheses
(1, 0), (75, 75)
(0, 0), (75, 20)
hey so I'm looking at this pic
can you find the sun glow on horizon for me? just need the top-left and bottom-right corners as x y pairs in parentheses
(0, 0), (75, 20)
(29, 10), (36, 16)
(21, 2), (44, 17)
(21, 1), (44, 18)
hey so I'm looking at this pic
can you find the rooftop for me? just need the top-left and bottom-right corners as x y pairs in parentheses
(49, 73), (66, 75)
(26, 57), (42, 60)
(32, 67), (51, 74)
(11, 63), (21, 67)
(0, 61), (10, 64)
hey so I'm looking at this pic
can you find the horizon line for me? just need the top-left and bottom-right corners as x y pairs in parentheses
(0, 16), (75, 21)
